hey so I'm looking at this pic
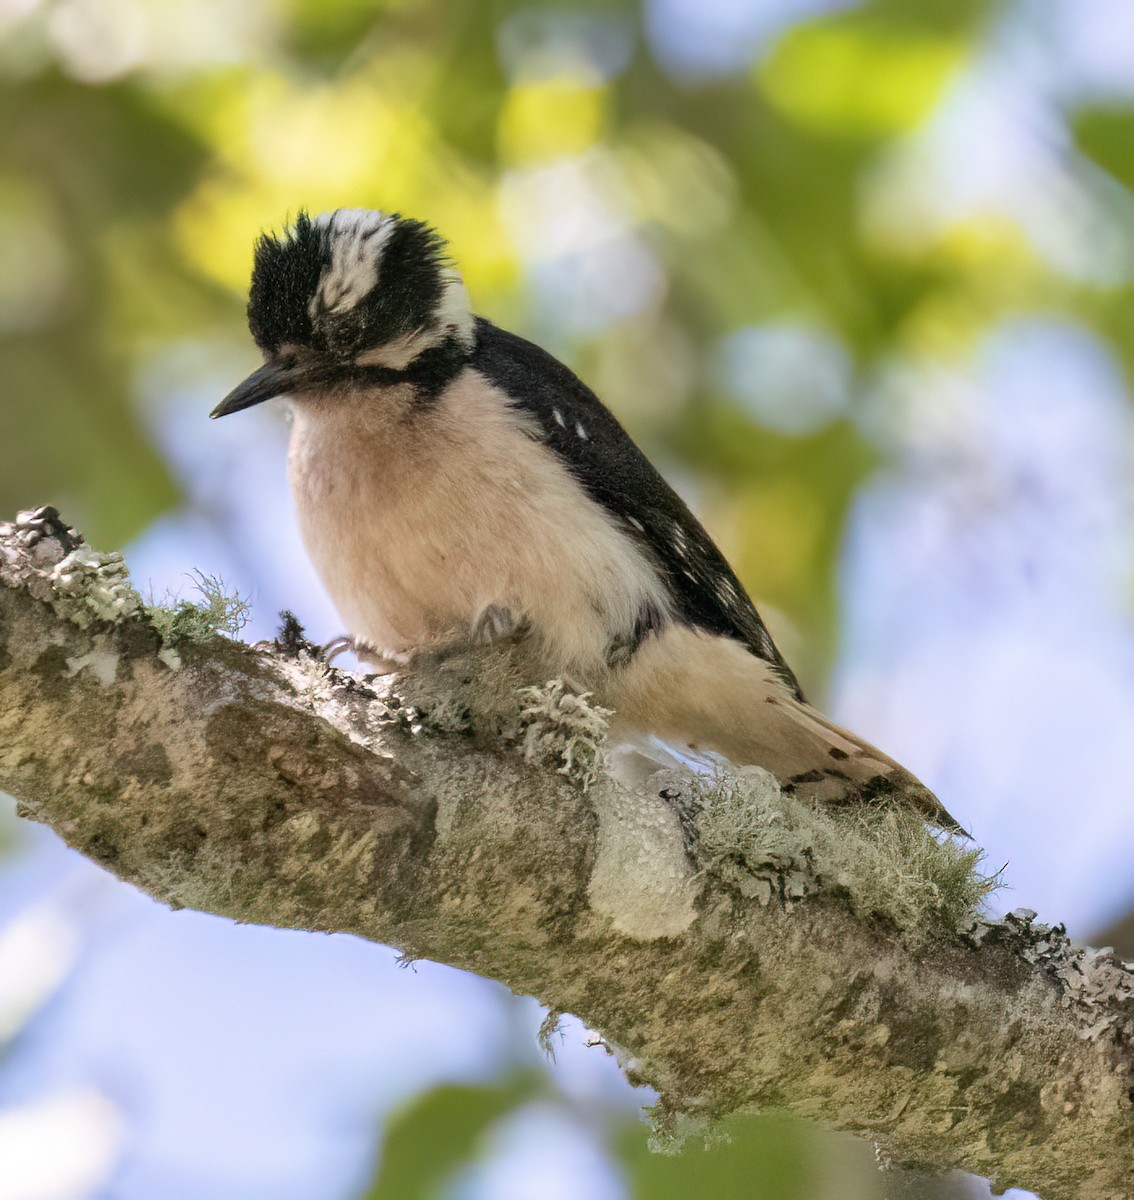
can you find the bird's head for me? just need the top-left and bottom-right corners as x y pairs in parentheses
(211, 208), (474, 418)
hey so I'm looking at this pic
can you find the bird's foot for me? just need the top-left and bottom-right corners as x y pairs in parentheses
(321, 634), (409, 675)
(472, 604), (528, 645)
(321, 634), (355, 664)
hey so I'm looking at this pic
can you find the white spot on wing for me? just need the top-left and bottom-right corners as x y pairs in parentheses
(553, 409), (566, 428)
(627, 516), (644, 532)
(575, 422), (588, 440)
(310, 209), (394, 318)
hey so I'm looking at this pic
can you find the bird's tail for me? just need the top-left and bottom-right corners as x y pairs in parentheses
(769, 702), (967, 834)
(606, 626), (966, 835)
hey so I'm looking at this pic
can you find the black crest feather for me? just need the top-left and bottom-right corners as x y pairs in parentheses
(247, 211), (326, 356)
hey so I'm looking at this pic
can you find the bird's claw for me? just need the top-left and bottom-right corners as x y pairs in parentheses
(321, 634), (408, 675)
(321, 634), (356, 664)
(472, 604), (527, 645)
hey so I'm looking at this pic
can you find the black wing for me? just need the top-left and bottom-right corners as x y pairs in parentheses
(470, 318), (805, 701)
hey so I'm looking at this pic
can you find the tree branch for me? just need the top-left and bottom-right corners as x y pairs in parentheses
(1, 507), (1131, 1200)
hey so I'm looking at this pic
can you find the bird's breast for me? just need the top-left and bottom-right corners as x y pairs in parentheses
(285, 375), (669, 675)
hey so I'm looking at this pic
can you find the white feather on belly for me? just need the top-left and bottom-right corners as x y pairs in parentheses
(286, 370), (670, 676)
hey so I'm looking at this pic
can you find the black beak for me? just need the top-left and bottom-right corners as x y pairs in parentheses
(210, 360), (331, 419)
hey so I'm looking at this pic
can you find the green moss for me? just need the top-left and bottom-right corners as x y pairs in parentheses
(39, 532), (249, 665)
(146, 571), (251, 646)
(686, 767), (999, 936)
(838, 804), (999, 932)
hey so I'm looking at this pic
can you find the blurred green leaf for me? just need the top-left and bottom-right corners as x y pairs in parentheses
(759, 21), (966, 140)
(282, 0), (400, 68)
(617, 1114), (821, 1200)
(0, 73), (211, 541)
(359, 1078), (876, 1200)
(0, 75), (208, 221)
(360, 1072), (545, 1200)
(864, 0), (991, 34)
(1073, 107), (1134, 192)
(0, 333), (179, 546)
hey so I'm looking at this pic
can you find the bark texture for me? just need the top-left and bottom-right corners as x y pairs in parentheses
(1, 507), (1131, 1200)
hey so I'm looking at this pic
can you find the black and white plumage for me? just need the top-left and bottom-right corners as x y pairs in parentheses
(214, 208), (960, 831)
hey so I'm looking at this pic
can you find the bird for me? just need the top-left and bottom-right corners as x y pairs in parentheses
(212, 208), (961, 832)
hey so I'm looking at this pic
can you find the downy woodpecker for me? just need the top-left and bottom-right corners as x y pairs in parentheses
(213, 208), (960, 831)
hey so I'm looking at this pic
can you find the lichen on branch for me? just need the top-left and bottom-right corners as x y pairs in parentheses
(1, 506), (250, 669)
(674, 765), (998, 933)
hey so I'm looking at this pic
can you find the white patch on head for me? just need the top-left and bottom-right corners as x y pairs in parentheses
(575, 422), (588, 440)
(356, 328), (438, 371)
(355, 267), (474, 369)
(436, 268), (475, 350)
(310, 209), (395, 319)
(326, 224), (474, 369)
